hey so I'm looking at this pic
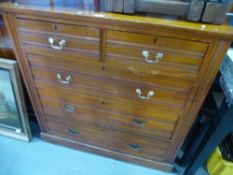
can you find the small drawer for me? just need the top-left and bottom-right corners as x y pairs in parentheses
(46, 121), (170, 161)
(17, 18), (100, 59)
(106, 30), (209, 68)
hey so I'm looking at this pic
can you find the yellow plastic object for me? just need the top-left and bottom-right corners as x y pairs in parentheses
(207, 147), (233, 175)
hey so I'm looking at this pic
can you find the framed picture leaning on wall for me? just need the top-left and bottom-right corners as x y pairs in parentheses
(0, 58), (31, 141)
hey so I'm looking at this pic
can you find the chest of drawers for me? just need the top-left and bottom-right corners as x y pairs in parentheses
(1, 2), (233, 172)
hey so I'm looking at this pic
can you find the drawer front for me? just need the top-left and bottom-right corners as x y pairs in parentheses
(31, 64), (189, 107)
(17, 18), (100, 60)
(36, 85), (181, 123)
(27, 53), (195, 91)
(19, 31), (100, 54)
(42, 97), (176, 139)
(46, 121), (170, 161)
(106, 30), (209, 68)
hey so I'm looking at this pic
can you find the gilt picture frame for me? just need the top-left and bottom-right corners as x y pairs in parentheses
(0, 58), (31, 141)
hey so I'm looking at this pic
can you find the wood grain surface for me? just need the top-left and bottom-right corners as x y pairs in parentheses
(46, 121), (170, 161)
(1, 1), (232, 172)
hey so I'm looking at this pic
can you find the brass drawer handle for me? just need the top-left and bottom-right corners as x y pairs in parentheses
(132, 118), (146, 127)
(136, 89), (155, 100)
(128, 144), (143, 151)
(142, 50), (164, 64)
(48, 37), (66, 50)
(64, 104), (76, 113)
(67, 128), (80, 136)
(56, 73), (72, 84)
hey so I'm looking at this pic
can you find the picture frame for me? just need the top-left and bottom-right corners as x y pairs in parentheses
(0, 58), (31, 141)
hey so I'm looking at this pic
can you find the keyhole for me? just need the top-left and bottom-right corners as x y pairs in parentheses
(54, 24), (58, 30)
(102, 66), (105, 71)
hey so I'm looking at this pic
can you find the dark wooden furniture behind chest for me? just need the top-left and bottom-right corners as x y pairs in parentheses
(1, 2), (233, 172)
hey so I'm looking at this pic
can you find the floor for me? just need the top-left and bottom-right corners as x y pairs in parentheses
(0, 134), (176, 175)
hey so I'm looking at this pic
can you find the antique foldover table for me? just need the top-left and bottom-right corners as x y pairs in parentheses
(0, 0), (233, 172)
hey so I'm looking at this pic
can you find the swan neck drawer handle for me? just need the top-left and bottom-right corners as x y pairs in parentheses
(128, 144), (143, 151)
(142, 50), (164, 64)
(132, 118), (146, 127)
(67, 128), (80, 136)
(136, 89), (155, 100)
(48, 37), (66, 50)
(64, 104), (76, 113)
(56, 73), (72, 84)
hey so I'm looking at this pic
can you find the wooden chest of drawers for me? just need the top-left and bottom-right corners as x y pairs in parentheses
(1, 2), (233, 172)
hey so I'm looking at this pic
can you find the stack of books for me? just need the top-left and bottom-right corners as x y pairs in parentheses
(102, 0), (231, 24)
(103, 0), (134, 13)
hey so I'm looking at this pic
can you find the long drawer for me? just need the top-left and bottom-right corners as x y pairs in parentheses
(37, 85), (181, 123)
(31, 65), (189, 107)
(46, 121), (170, 161)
